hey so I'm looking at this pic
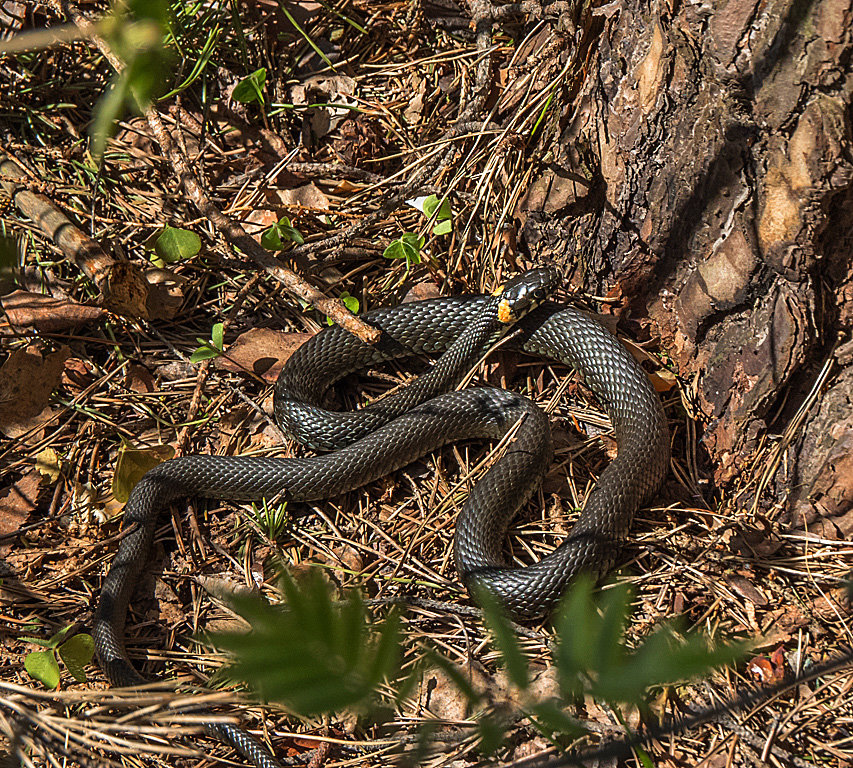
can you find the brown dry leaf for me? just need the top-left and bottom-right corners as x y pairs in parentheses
(145, 268), (186, 321)
(0, 344), (69, 439)
(274, 183), (331, 210)
(1, 290), (105, 332)
(125, 364), (155, 394)
(747, 655), (785, 683)
(403, 77), (427, 125)
(0, 469), (47, 555)
(516, 169), (589, 219)
(242, 207), (281, 233)
(216, 328), (313, 382)
(331, 543), (363, 574)
(600, 433), (618, 460)
(728, 525), (784, 557)
(62, 358), (95, 393)
(332, 179), (361, 194)
(0, 2), (26, 31)
(101, 495), (125, 521)
(291, 74), (356, 141)
(103, 261), (151, 319)
(403, 281), (442, 303)
(649, 367), (678, 392)
(725, 574), (768, 607)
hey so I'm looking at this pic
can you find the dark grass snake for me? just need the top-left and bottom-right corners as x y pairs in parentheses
(93, 268), (669, 768)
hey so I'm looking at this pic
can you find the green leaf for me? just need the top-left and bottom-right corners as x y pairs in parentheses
(190, 322), (225, 363)
(339, 291), (359, 314)
(365, 610), (400, 686)
(477, 713), (505, 755)
(422, 194), (452, 235)
(24, 650), (60, 689)
(382, 233), (424, 264)
(19, 636), (53, 649)
(211, 322), (224, 351)
(260, 226), (284, 251)
(261, 216), (304, 251)
(209, 568), (401, 716)
(58, 634), (94, 683)
(233, 68), (267, 104)
(528, 701), (588, 740)
(90, 74), (132, 161)
(476, 586), (529, 690)
(634, 744), (657, 768)
(90, 2), (171, 159)
(189, 345), (220, 363)
(154, 227), (201, 263)
(551, 577), (747, 707)
(594, 583), (632, 674)
(327, 291), (360, 325)
(553, 575), (597, 699)
(277, 217), (304, 246)
(112, 444), (176, 503)
(433, 218), (452, 236)
(47, 624), (76, 648)
(423, 194), (451, 221)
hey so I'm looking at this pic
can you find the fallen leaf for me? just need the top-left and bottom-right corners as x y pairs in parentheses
(0, 345), (69, 439)
(100, 495), (125, 521)
(112, 444), (176, 503)
(145, 268), (186, 321)
(290, 74), (356, 140)
(419, 664), (487, 722)
(725, 574), (768, 607)
(103, 262), (150, 319)
(0, 470), (47, 554)
(331, 544), (363, 574)
(402, 281), (442, 303)
(34, 448), (62, 483)
(125, 364), (155, 394)
(747, 652), (785, 683)
(729, 525), (785, 557)
(649, 367), (678, 392)
(274, 183), (331, 210)
(332, 179), (361, 194)
(403, 78), (426, 125)
(215, 328), (312, 382)
(1, 291), (104, 332)
(242, 207), (281, 233)
(62, 358), (95, 393)
(0, 2), (26, 32)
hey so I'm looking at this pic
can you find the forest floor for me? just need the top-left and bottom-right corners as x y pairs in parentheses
(0, 2), (851, 767)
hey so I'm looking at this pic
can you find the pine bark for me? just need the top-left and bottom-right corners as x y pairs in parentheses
(522, 0), (853, 533)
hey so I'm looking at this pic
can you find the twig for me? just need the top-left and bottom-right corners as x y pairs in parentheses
(0, 154), (151, 318)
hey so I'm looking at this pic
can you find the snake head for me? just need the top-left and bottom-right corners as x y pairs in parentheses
(494, 267), (562, 324)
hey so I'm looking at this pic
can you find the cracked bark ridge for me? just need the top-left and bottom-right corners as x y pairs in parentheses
(522, 0), (853, 523)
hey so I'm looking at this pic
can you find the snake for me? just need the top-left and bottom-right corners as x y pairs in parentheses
(93, 267), (670, 768)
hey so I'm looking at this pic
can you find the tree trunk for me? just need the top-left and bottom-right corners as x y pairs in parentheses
(522, 0), (853, 533)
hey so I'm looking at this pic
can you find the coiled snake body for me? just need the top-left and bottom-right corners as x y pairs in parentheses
(94, 268), (669, 768)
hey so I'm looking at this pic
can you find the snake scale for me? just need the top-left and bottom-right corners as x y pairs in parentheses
(93, 268), (669, 768)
